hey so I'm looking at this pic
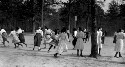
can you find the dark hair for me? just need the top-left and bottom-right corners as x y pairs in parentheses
(98, 27), (101, 30)
(118, 29), (122, 33)
(0, 27), (3, 29)
(15, 27), (20, 31)
(61, 27), (66, 33)
(11, 28), (14, 31)
(45, 26), (48, 29)
(78, 27), (82, 31)
(73, 28), (77, 31)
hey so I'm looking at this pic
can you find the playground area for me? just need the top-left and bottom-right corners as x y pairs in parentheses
(0, 34), (125, 67)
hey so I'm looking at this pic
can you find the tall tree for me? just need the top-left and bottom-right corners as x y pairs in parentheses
(89, 0), (98, 58)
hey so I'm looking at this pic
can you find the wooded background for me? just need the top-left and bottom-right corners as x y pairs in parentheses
(0, 0), (125, 36)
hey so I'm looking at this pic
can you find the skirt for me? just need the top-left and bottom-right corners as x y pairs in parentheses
(56, 40), (68, 54)
(34, 33), (42, 47)
(2, 32), (8, 41)
(75, 38), (84, 50)
(18, 33), (25, 43)
(12, 37), (20, 43)
(114, 39), (124, 52)
(49, 39), (58, 46)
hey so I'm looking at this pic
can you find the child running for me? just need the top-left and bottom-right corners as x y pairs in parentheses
(9, 28), (23, 48)
(47, 30), (59, 53)
(54, 27), (69, 58)
(1, 28), (9, 46)
(33, 27), (43, 51)
(16, 27), (27, 47)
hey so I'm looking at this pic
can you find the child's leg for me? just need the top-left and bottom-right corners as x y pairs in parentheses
(48, 44), (53, 52)
(53, 46), (56, 49)
(33, 46), (35, 50)
(80, 50), (83, 57)
(54, 53), (58, 58)
(119, 52), (122, 57)
(18, 43), (23, 47)
(2, 41), (6, 47)
(14, 43), (17, 48)
(77, 49), (79, 56)
(44, 40), (46, 48)
(23, 42), (27, 47)
(99, 48), (101, 56)
(38, 46), (41, 51)
(7, 40), (9, 43)
(114, 52), (118, 57)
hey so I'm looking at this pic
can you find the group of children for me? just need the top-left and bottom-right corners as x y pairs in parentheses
(33, 27), (69, 57)
(3, 26), (124, 58)
(0, 27), (27, 48)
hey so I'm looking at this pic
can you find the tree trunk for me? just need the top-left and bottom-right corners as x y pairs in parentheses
(33, 21), (36, 34)
(89, 0), (98, 58)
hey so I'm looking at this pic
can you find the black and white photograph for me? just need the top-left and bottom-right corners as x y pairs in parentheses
(0, 0), (125, 67)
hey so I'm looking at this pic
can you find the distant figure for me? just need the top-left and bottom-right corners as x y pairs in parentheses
(54, 27), (69, 58)
(9, 28), (23, 48)
(101, 31), (106, 44)
(44, 26), (52, 48)
(114, 29), (125, 58)
(85, 31), (90, 42)
(33, 27), (43, 51)
(83, 28), (87, 43)
(72, 28), (77, 49)
(16, 27), (27, 47)
(0, 28), (9, 46)
(75, 27), (85, 57)
(113, 31), (117, 44)
(67, 29), (70, 38)
(97, 27), (103, 56)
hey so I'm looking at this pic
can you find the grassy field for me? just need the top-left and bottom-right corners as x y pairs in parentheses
(0, 34), (125, 67)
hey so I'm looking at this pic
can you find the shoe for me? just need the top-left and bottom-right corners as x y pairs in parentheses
(33, 48), (34, 50)
(54, 46), (56, 49)
(7, 41), (9, 43)
(25, 44), (27, 47)
(119, 55), (122, 57)
(80, 55), (84, 57)
(47, 50), (50, 53)
(119, 52), (122, 57)
(54, 53), (58, 58)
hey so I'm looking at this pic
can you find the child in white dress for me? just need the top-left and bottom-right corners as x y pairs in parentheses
(9, 28), (22, 48)
(54, 27), (69, 58)
(1, 28), (9, 46)
(114, 29), (125, 58)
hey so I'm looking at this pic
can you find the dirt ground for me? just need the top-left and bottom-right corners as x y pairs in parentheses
(0, 34), (125, 67)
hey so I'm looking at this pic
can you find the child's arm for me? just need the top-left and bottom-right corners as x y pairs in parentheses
(8, 32), (12, 36)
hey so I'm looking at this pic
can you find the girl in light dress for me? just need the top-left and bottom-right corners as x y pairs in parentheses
(114, 29), (125, 58)
(44, 26), (52, 48)
(75, 27), (85, 57)
(97, 27), (103, 56)
(9, 28), (23, 48)
(0, 28), (9, 46)
(54, 27), (69, 58)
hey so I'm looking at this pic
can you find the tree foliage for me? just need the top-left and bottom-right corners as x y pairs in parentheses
(0, 0), (59, 31)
